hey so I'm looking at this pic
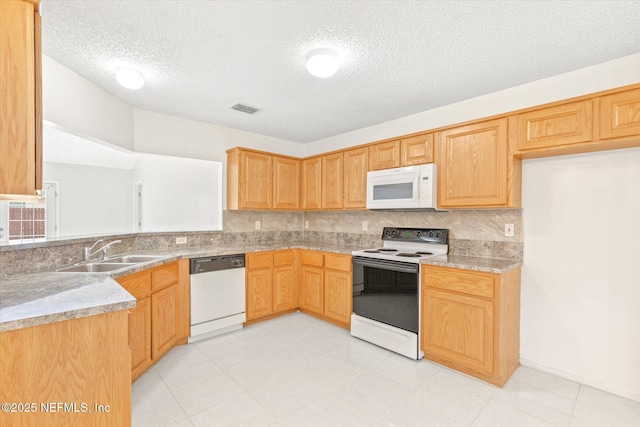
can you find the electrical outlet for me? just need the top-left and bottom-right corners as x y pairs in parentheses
(255, 220), (261, 230)
(504, 224), (515, 237)
(362, 221), (368, 231)
(176, 237), (188, 245)
(304, 220), (309, 229)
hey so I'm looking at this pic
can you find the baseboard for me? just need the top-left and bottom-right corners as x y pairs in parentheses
(519, 357), (640, 403)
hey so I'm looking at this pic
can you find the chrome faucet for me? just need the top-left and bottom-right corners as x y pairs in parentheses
(83, 239), (122, 261)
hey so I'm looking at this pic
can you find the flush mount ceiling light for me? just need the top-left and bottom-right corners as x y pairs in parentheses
(115, 67), (144, 89)
(306, 48), (339, 78)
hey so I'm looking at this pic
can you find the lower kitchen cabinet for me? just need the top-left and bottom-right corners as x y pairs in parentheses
(116, 260), (188, 382)
(299, 255), (324, 316)
(246, 250), (297, 322)
(421, 264), (521, 386)
(273, 250), (297, 312)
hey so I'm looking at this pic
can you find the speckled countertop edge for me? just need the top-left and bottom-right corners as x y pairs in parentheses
(421, 254), (522, 273)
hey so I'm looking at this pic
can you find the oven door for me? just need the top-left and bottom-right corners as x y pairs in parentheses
(352, 256), (420, 333)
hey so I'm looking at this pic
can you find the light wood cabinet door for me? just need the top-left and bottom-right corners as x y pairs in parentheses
(273, 263), (296, 313)
(129, 296), (152, 381)
(300, 265), (324, 315)
(599, 88), (640, 140)
(369, 140), (401, 170)
(246, 267), (273, 320)
(422, 288), (494, 375)
(301, 156), (322, 210)
(516, 100), (593, 151)
(401, 133), (433, 166)
(151, 283), (179, 360)
(343, 147), (368, 209)
(322, 152), (344, 209)
(324, 269), (351, 326)
(437, 118), (509, 207)
(0, 0), (42, 196)
(240, 150), (273, 209)
(273, 156), (300, 210)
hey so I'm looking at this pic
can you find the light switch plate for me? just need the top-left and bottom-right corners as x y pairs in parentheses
(176, 237), (188, 245)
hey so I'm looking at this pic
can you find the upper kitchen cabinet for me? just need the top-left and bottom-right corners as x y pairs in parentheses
(322, 152), (344, 209)
(301, 156), (322, 210)
(273, 155), (300, 210)
(401, 133), (433, 166)
(343, 147), (368, 209)
(369, 140), (401, 170)
(515, 100), (593, 151)
(0, 0), (42, 198)
(598, 88), (640, 140)
(436, 118), (521, 208)
(227, 148), (273, 210)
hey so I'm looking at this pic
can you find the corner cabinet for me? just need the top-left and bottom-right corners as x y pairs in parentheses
(0, 0), (42, 197)
(436, 118), (521, 208)
(421, 265), (521, 387)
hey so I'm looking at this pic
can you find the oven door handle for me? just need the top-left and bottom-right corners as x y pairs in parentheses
(353, 256), (420, 274)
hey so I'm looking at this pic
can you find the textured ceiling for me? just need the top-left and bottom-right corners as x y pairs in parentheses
(40, 1), (640, 143)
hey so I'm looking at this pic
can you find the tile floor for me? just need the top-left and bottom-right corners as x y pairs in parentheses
(132, 312), (640, 427)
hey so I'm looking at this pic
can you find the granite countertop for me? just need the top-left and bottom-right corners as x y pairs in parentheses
(0, 241), (520, 333)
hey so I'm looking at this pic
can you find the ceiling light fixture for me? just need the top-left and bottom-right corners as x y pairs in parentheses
(115, 67), (145, 89)
(306, 48), (339, 78)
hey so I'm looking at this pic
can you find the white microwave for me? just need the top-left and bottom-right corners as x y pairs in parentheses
(366, 164), (438, 209)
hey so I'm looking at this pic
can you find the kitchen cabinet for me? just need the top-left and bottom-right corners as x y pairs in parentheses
(0, 0), (42, 198)
(299, 250), (325, 316)
(273, 155), (300, 209)
(343, 147), (368, 209)
(116, 261), (187, 381)
(421, 265), (521, 386)
(322, 152), (344, 209)
(598, 88), (640, 140)
(436, 118), (521, 208)
(401, 133), (433, 166)
(227, 148), (273, 210)
(301, 156), (322, 210)
(515, 100), (593, 151)
(369, 140), (401, 170)
(245, 250), (297, 322)
(0, 310), (131, 427)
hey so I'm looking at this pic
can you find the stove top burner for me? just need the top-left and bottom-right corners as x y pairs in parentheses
(396, 253), (424, 258)
(379, 248), (398, 252)
(416, 251), (434, 255)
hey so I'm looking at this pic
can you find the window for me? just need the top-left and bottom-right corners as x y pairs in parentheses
(8, 201), (47, 242)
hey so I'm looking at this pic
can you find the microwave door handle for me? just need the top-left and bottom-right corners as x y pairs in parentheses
(353, 257), (419, 274)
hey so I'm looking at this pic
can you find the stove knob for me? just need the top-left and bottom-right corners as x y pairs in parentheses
(435, 232), (441, 239)
(428, 231), (434, 238)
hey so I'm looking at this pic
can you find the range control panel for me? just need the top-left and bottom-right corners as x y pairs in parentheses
(381, 227), (449, 244)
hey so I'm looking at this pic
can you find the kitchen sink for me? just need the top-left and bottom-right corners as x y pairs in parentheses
(56, 263), (136, 273)
(104, 255), (168, 264)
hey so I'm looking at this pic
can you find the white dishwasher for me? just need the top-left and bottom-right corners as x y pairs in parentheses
(188, 254), (246, 343)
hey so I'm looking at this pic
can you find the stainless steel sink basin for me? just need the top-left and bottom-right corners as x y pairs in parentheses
(105, 255), (167, 264)
(56, 263), (136, 273)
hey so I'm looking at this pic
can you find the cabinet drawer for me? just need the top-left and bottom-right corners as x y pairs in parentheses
(324, 253), (351, 272)
(273, 250), (295, 266)
(422, 266), (495, 299)
(300, 251), (323, 267)
(117, 270), (151, 300)
(247, 252), (273, 269)
(151, 262), (179, 292)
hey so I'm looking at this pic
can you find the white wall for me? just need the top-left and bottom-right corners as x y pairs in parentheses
(133, 154), (222, 232)
(521, 148), (640, 402)
(305, 53), (640, 155)
(42, 56), (135, 150)
(43, 162), (134, 237)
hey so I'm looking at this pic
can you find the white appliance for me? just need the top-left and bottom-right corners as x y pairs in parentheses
(188, 254), (246, 343)
(366, 163), (438, 210)
(351, 227), (448, 359)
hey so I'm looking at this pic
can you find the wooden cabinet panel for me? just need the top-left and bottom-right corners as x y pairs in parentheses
(422, 268), (494, 298)
(300, 265), (324, 315)
(273, 250), (295, 266)
(599, 88), (640, 140)
(369, 140), (401, 170)
(247, 252), (273, 269)
(0, 0), (41, 196)
(437, 118), (510, 207)
(241, 151), (273, 209)
(273, 155), (300, 209)
(129, 296), (152, 381)
(246, 267), (273, 320)
(516, 100), (593, 150)
(301, 156), (322, 210)
(343, 147), (368, 209)
(324, 253), (351, 272)
(117, 269), (151, 300)
(151, 262), (179, 292)
(401, 133), (433, 166)
(324, 269), (351, 325)
(300, 250), (323, 267)
(151, 283), (178, 360)
(273, 262), (297, 312)
(422, 288), (494, 375)
(322, 153), (344, 209)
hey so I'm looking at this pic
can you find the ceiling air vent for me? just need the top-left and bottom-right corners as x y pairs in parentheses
(231, 103), (260, 114)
